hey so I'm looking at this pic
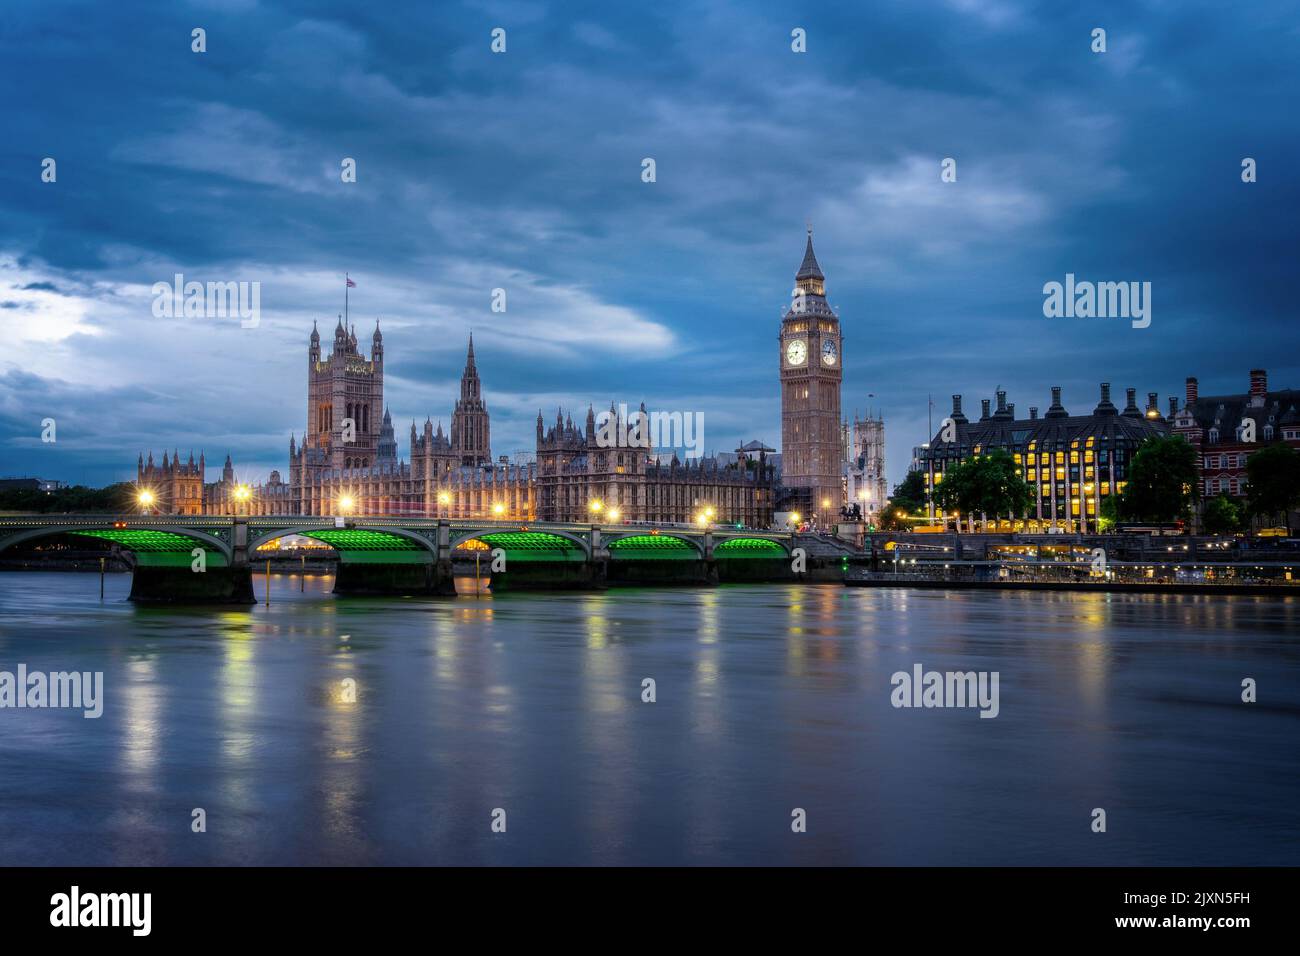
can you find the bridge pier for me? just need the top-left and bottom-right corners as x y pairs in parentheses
(129, 565), (256, 604)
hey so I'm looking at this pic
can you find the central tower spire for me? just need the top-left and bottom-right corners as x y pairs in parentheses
(795, 224), (825, 296)
(778, 227), (843, 524)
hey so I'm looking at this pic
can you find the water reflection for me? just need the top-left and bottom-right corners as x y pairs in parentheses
(0, 572), (1296, 866)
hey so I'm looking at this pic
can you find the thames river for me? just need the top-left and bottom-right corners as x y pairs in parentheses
(1, 571), (1297, 866)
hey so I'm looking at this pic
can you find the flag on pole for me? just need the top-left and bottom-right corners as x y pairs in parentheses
(346, 277), (356, 288)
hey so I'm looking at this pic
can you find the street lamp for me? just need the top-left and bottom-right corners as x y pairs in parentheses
(607, 507), (621, 523)
(437, 491), (450, 506)
(589, 499), (604, 516)
(492, 502), (505, 517)
(338, 494), (355, 514)
(137, 489), (155, 513)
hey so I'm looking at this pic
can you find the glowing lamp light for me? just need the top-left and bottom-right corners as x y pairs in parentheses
(339, 495), (355, 513)
(589, 500), (604, 514)
(704, 506), (715, 519)
(492, 502), (505, 516)
(607, 508), (621, 523)
(789, 512), (800, 524)
(437, 491), (451, 505)
(137, 490), (155, 507)
(233, 484), (252, 501)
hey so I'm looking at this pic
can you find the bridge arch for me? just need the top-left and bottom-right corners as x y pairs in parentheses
(604, 532), (704, 559)
(452, 529), (589, 562)
(712, 536), (791, 557)
(0, 525), (234, 565)
(246, 526), (437, 559)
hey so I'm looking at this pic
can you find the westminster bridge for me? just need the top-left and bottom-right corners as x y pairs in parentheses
(0, 515), (805, 603)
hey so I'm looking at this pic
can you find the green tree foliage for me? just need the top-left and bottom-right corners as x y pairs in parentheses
(885, 471), (928, 522)
(934, 450), (1032, 530)
(1201, 493), (1243, 534)
(0, 482), (138, 514)
(1245, 442), (1300, 532)
(1098, 495), (1121, 532)
(1118, 435), (1199, 523)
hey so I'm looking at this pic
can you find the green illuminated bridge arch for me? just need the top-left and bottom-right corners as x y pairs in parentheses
(0, 516), (799, 601)
(0, 517), (794, 562)
(246, 527), (435, 563)
(0, 523), (234, 567)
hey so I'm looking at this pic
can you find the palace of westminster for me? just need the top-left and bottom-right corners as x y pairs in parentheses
(135, 231), (1299, 533)
(136, 234), (891, 527)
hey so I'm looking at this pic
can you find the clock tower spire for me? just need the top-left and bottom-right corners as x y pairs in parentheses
(779, 226), (843, 524)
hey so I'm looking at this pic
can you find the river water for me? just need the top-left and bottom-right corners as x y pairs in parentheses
(1, 571), (1297, 866)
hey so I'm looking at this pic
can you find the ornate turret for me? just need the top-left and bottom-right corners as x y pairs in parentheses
(377, 404), (397, 463)
(451, 334), (490, 465)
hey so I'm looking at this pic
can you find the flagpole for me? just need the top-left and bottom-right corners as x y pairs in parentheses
(345, 272), (349, 327)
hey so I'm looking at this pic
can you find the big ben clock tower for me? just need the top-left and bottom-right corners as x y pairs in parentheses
(779, 228), (842, 522)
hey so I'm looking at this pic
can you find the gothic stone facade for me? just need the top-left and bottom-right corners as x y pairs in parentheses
(141, 323), (774, 526)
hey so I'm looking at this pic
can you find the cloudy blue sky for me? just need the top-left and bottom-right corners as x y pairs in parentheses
(2, 0), (1298, 489)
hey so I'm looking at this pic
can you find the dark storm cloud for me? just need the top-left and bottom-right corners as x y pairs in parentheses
(1, 0), (1297, 486)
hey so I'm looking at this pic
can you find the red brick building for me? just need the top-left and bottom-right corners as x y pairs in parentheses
(1171, 369), (1300, 523)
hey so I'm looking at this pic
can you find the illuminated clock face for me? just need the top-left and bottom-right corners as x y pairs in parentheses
(785, 339), (807, 366)
(821, 339), (837, 365)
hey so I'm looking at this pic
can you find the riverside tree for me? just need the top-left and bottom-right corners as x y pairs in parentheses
(881, 471), (928, 530)
(1245, 442), (1300, 533)
(1118, 435), (1199, 524)
(1201, 493), (1244, 535)
(934, 449), (1032, 532)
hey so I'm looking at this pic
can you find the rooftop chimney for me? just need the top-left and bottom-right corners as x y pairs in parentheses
(1007, 403), (1015, 419)
(996, 389), (1007, 414)
(1250, 369), (1267, 407)
(1122, 387), (1141, 417)
(1095, 382), (1118, 416)
(1169, 396), (1178, 418)
(980, 399), (991, 421)
(1045, 386), (1068, 419)
(1030, 406), (1039, 420)
(951, 394), (968, 423)
(1186, 376), (1198, 405)
(1146, 392), (1160, 419)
